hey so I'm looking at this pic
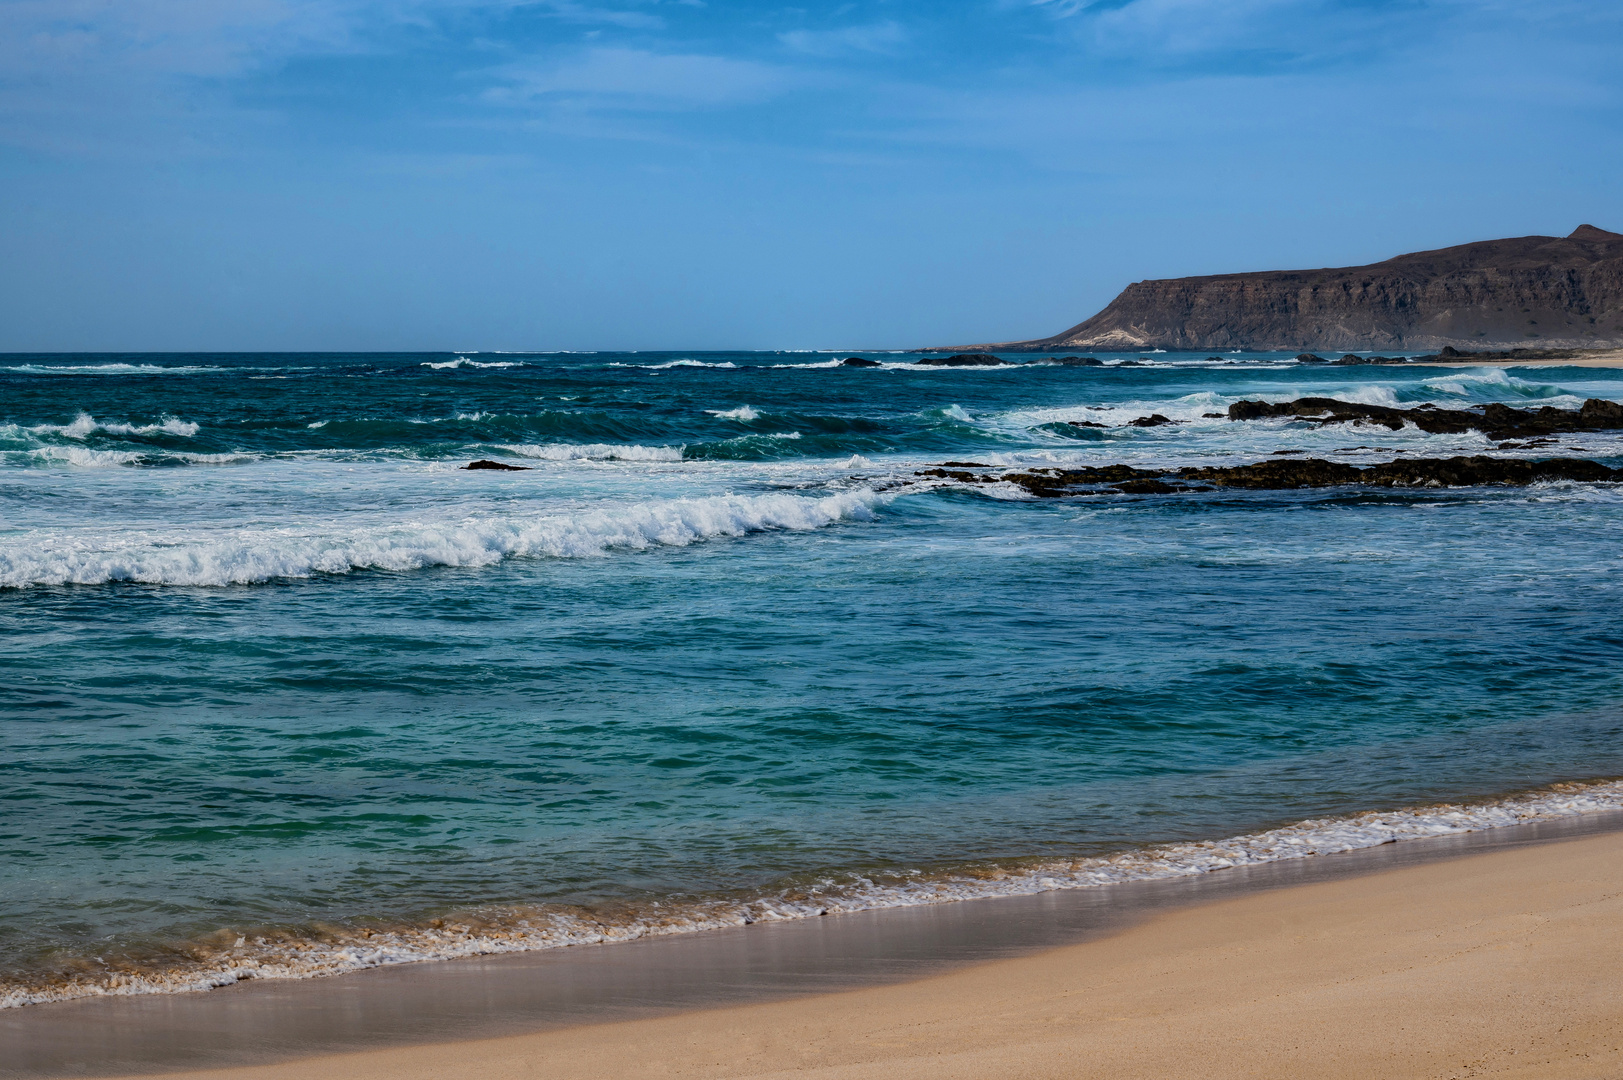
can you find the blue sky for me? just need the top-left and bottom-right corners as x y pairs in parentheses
(2, 0), (1620, 350)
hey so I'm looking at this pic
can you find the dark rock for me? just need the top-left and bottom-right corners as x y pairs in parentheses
(1178, 456), (1623, 490)
(1581, 398), (1623, 424)
(1414, 346), (1587, 362)
(1296, 353), (1328, 363)
(1225, 395), (1623, 441)
(463, 460), (531, 471)
(939, 461), (991, 467)
(1128, 414), (1177, 427)
(1202, 412), (1227, 418)
(1031, 356), (1103, 366)
(1332, 353), (1406, 365)
(916, 353), (1008, 367)
(908, 453), (1623, 498)
(842, 357), (882, 367)
(1067, 420), (1108, 429)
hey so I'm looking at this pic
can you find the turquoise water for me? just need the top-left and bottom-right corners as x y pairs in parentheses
(4, 351), (1623, 1003)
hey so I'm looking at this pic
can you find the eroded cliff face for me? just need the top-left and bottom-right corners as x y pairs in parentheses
(967, 225), (1623, 352)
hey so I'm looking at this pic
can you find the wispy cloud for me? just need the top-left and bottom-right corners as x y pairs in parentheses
(489, 47), (798, 109)
(778, 21), (908, 57)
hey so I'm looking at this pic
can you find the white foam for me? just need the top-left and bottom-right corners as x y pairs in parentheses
(707, 406), (760, 421)
(610, 360), (738, 370)
(421, 358), (523, 370)
(501, 443), (685, 462)
(19, 447), (260, 468)
(7, 778), (1621, 1009)
(0, 489), (888, 588)
(23, 446), (147, 467)
(0, 363), (227, 375)
(25, 413), (200, 439)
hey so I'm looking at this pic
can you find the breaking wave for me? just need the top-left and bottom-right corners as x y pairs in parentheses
(6, 778), (1620, 1009)
(0, 363), (230, 375)
(4, 414), (199, 440)
(421, 358), (524, 370)
(0, 489), (889, 588)
(500, 443), (685, 462)
(610, 360), (738, 370)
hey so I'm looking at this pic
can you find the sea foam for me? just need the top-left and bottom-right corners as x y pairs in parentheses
(21, 413), (199, 439)
(4, 778), (1619, 1009)
(0, 489), (887, 588)
(501, 443), (686, 462)
(421, 358), (524, 370)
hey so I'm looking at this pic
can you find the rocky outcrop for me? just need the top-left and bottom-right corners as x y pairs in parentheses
(1180, 456), (1622, 489)
(915, 353), (1010, 366)
(1226, 396), (1623, 441)
(463, 459), (531, 471)
(842, 357), (883, 367)
(938, 225), (1623, 352)
(918, 456), (1623, 496)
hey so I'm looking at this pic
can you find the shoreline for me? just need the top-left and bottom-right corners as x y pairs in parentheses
(1415, 350), (1623, 368)
(300, 824), (1623, 1080)
(9, 779), (1623, 1015)
(6, 806), (1623, 1079)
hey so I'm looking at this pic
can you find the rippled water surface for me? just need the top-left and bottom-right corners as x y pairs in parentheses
(4, 351), (1623, 1005)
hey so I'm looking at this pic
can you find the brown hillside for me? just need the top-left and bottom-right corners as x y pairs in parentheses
(949, 225), (1623, 352)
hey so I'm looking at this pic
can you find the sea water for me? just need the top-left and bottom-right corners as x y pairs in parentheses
(3, 351), (1623, 1006)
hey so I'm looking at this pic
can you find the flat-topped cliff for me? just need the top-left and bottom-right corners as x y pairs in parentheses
(948, 225), (1623, 352)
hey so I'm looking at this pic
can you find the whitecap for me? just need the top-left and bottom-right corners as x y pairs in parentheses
(421, 358), (523, 370)
(28, 414), (199, 439)
(500, 443), (685, 462)
(0, 363), (228, 375)
(0, 489), (889, 589)
(707, 406), (760, 421)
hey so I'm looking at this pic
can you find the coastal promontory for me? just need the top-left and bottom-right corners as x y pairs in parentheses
(944, 225), (1623, 353)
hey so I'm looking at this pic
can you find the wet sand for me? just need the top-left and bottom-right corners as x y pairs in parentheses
(7, 814), (1623, 1080)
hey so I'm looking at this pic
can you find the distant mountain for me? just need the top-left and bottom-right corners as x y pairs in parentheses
(944, 225), (1623, 352)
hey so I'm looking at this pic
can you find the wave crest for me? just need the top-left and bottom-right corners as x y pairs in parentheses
(500, 443), (685, 462)
(0, 489), (887, 588)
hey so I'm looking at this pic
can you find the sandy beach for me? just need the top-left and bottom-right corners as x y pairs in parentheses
(1418, 349), (1623, 368)
(104, 826), (1623, 1080)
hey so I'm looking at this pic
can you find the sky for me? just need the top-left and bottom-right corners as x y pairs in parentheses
(1, 0), (1620, 351)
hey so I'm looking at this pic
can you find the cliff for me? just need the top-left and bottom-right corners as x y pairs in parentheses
(949, 225), (1623, 352)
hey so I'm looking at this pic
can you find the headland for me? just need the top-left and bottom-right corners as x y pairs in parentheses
(935, 225), (1623, 353)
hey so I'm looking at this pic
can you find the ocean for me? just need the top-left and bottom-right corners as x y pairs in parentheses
(4, 350), (1623, 1009)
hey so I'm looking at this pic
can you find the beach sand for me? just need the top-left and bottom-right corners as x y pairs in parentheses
(113, 827), (1623, 1080)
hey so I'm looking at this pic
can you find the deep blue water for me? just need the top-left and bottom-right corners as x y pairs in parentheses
(3, 351), (1623, 1003)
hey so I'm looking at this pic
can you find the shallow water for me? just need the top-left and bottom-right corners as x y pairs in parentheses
(3, 351), (1623, 1006)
